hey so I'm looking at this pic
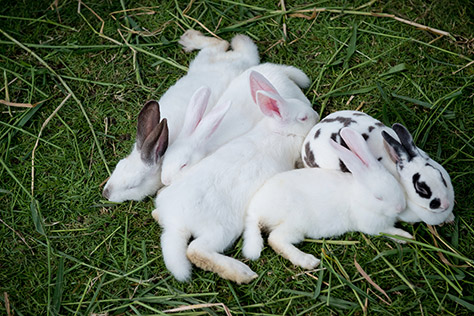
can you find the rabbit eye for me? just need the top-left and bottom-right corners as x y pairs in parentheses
(299, 115), (308, 122)
(413, 173), (432, 198)
(375, 196), (384, 201)
(180, 163), (187, 170)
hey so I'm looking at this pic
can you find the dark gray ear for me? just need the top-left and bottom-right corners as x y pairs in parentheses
(392, 123), (419, 158)
(140, 118), (169, 165)
(381, 131), (408, 163)
(136, 100), (160, 149)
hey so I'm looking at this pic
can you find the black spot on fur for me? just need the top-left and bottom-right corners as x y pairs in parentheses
(321, 116), (357, 127)
(339, 136), (349, 150)
(368, 126), (375, 133)
(413, 173), (432, 199)
(440, 173), (448, 187)
(353, 112), (367, 116)
(426, 163), (448, 188)
(304, 142), (319, 168)
(330, 132), (338, 142)
(375, 122), (385, 128)
(314, 128), (321, 139)
(362, 133), (369, 140)
(430, 198), (441, 209)
(339, 159), (350, 173)
(377, 157), (383, 161)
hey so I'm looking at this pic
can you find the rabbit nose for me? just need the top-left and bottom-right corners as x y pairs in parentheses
(102, 187), (111, 199)
(441, 199), (450, 210)
(161, 177), (171, 186)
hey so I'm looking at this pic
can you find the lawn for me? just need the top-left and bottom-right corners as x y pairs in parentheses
(1, 0), (473, 315)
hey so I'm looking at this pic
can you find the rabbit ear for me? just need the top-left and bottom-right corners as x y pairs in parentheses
(255, 90), (286, 119)
(193, 100), (231, 141)
(141, 118), (169, 165)
(392, 123), (419, 158)
(180, 86), (211, 136)
(330, 128), (378, 175)
(137, 100), (161, 149)
(382, 130), (412, 164)
(249, 71), (280, 104)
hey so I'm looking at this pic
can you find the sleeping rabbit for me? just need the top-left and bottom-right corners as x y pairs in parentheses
(301, 111), (454, 225)
(160, 62), (314, 186)
(243, 127), (412, 269)
(152, 71), (319, 283)
(102, 29), (259, 202)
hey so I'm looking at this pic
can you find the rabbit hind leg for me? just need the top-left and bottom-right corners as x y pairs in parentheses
(186, 232), (257, 284)
(267, 228), (320, 270)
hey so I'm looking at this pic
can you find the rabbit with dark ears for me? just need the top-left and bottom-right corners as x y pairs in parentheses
(102, 30), (259, 202)
(102, 101), (168, 202)
(152, 71), (319, 283)
(302, 110), (454, 225)
(160, 62), (315, 185)
(243, 128), (412, 269)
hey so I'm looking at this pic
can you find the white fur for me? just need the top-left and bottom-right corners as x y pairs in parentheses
(102, 30), (259, 202)
(243, 128), (412, 268)
(152, 71), (319, 283)
(301, 110), (455, 225)
(160, 62), (315, 185)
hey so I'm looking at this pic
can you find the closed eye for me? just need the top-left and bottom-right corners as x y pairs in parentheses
(412, 173), (432, 199)
(180, 163), (187, 170)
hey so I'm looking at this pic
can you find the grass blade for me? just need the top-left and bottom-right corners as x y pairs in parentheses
(52, 257), (65, 316)
(343, 23), (358, 69)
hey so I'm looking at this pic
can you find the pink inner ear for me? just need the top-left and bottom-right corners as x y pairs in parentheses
(191, 106), (206, 132)
(339, 128), (372, 168)
(353, 151), (370, 167)
(249, 71), (278, 104)
(257, 92), (282, 118)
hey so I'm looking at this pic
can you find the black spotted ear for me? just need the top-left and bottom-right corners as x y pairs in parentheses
(136, 100), (161, 150)
(382, 131), (407, 164)
(140, 118), (169, 165)
(392, 123), (419, 158)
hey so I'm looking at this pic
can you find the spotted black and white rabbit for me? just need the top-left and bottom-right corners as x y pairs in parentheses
(243, 127), (412, 269)
(301, 110), (454, 225)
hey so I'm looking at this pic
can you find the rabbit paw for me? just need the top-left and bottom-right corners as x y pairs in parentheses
(242, 241), (263, 260)
(385, 228), (413, 244)
(222, 260), (258, 284)
(294, 253), (321, 270)
(179, 30), (228, 52)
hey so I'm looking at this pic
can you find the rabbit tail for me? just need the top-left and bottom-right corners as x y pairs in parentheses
(160, 228), (192, 282)
(242, 212), (264, 260)
(282, 66), (311, 88)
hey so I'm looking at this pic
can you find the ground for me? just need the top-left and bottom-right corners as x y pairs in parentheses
(0, 0), (473, 315)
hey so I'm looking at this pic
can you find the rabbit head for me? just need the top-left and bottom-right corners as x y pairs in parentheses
(331, 127), (407, 217)
(160, 87), (231, 185)
(250, 71), (318, 138)
(381, 124), (454, 224)
(103, 100), (169, 202)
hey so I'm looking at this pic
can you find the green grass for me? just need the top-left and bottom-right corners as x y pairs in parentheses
(1, 0), (473, 315)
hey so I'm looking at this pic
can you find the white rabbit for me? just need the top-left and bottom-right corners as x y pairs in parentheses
(301, 110), (454, 225)
(102, 30), (259, 202)
(243, 127), (412, 269)
(160, 62), (314, 185)
(152, 71), (319, 283)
